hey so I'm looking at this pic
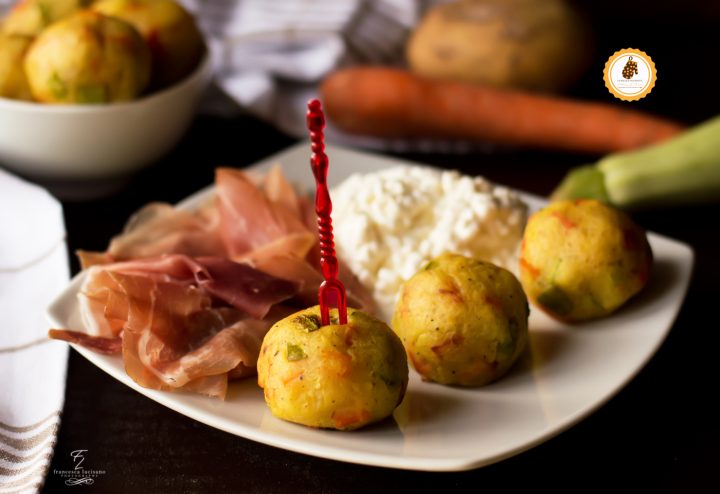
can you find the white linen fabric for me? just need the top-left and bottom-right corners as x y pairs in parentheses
(185, 0), (428, 146)
(0, 169), (70, 494)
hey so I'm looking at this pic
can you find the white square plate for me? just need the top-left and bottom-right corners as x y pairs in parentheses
(47, 143), (694, 471)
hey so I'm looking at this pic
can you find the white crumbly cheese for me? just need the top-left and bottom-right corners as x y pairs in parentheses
(332, 166), (528, 320)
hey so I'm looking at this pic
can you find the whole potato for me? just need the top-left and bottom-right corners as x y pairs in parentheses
(406, 0), (592, 92)
(92, 0), (204, 89)
(0, 34), (33, 100)
(23, 11), (150, 103)
(1, 0), (91, 37)
(519, 199), (653, 322)
(393, 253), (529, 386)
(257, 306), (408, 431)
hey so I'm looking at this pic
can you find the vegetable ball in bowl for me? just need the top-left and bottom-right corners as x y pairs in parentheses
(0, 1), (211, 189)
(23, 11), (151, 103)
(519, 199), (653, 322)
(393, 253), (529, 387)
(257, 306), (408, 431)
(0, 49), (211, 184)
(92, 0), (204, 89)
(1, 0), (88, 37)
(0, 34), (33, 100)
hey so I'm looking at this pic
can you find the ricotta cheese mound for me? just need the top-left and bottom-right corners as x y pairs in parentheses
(332, 166), (528, 319)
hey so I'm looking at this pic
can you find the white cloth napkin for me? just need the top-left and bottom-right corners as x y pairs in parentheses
(0, 169), (69, 494)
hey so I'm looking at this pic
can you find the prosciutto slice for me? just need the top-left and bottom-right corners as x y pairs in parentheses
(47, 330), (122, 354)
(113, 275), (271, 399)
(218, 167), (376, 313)
(71, 255), (298, 343)
(51, 255), (301, 399)
(75, 166), (376, 313)
(216, 167), (313, 257)
(78, 201), (226, 269)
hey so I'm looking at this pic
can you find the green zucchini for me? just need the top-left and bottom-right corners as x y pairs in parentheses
(551, 115), (720, 208)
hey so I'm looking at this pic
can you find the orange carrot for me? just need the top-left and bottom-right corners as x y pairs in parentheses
(320, 67), (685, 154)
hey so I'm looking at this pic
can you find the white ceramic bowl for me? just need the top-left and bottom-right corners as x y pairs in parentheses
(0, 52), (212, 181)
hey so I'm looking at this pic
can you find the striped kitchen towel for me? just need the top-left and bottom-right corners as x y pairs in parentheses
(186, 0), (421, 138)
(0, 169), (69, 494)
(184, 0), (462, 151)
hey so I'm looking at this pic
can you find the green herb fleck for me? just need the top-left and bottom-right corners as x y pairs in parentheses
(378, 374), (398, 388)
(37, 2), (52, 25)
(293, 314), (321, 332)
(48, 73), (67, 100)
(286, 343), (306, 362)
(349, 309), (374, 328)
(76, 85), (108, 104)
(498, 317), (519, 354)
(424, 260), (438, 270)
(537, 285), (573, 316)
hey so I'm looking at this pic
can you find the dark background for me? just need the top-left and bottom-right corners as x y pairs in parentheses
(41, 2), (719, 493)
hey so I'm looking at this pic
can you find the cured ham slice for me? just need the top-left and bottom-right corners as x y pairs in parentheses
(80, 255), (299, 322)
(233, 232), (317, 266)
(248, 254), (325, 307)
(78, 201), (226, 269)
(76, 166), (377, 314)
(243, 253), (377, 314)
(48, 329), (122, 354)
(216, 167), (311, 257)
(52, 255), (301, 399)
(114, 275), (273, 399)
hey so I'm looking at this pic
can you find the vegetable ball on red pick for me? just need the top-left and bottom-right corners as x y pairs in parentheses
(257, 100), (408, 431)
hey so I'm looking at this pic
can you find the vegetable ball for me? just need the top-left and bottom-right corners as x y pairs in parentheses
(392, 253), (529, 386)
(1, 0), (89, 37)
(92, 0), (204, 89)
(0, 34), (33, 100)
(519, 199), (652, 322)
(23, 11), (150, 103)
(257, 306), (408, 431)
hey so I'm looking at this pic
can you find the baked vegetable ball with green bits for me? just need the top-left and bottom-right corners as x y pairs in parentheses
(92, 0), (204, 89)
(23, 11), (150, 103)
(519, 199), (652, 322)
(0, 34), (33, 100)
(1, 0), (90, 37)
(393, 253), (529, 386)
(257, 306), (408, 431)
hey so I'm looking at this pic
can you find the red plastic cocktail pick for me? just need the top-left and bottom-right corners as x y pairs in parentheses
(307, 99), (347, 325)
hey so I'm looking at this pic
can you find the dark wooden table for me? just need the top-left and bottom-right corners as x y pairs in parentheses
(43, 5), (720, 492)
